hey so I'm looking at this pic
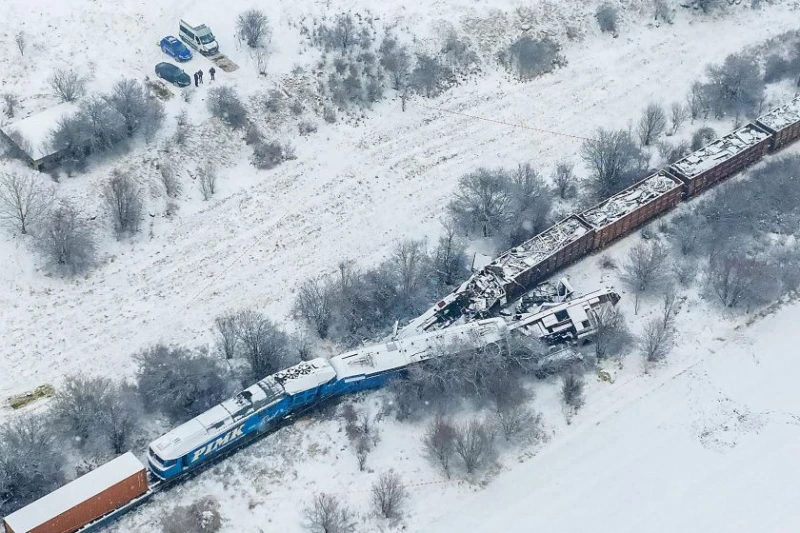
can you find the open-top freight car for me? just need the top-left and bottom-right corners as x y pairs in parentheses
(669, 122), (772, 198)
(580, 170), (683, 249)
(756, 96), (800, 152)
(399, 215), (595, 335)
(2, 453), (148, 533)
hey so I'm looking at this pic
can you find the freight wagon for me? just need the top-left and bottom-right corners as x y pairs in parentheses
(669, 123), (772, 197)
(580, 170), (683, 249)
(2, 453), (148, 533)
(756, 96), (800, 152)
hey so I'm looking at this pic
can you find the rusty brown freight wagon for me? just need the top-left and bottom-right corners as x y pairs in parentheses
(756, 96), (800, 152)
(494, 215), (595, 303)
(580, 170), (683, 249)
(669, 123), (772, 198)
(3, 453), (147, 533)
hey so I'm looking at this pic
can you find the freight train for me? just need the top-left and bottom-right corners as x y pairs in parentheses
(399, 95), (800, 336)
(4, 94), (800, 533)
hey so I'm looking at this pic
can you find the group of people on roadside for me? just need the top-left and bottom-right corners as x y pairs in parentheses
(193, 67), (216, 87)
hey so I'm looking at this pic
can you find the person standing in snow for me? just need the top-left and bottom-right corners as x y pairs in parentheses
(198, 70), (204, 84)
(193, 71), (198, 87)
(209, 67), (216, 81)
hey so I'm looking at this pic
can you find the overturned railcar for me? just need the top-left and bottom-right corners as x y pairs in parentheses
(669, 123), (772, 198)
(756, 96), (800, 152)
(580, 170), (683, 249)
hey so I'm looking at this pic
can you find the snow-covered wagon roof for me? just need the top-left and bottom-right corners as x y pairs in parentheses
(671, 123), (770, 179)
(491, 215), (592, 279)
(273, 358), (337, 395)
(581, 171), (681, 229)
(756, 96), (800, 132)
(3, 452), (145, 533)
(1, 102), (77, 161)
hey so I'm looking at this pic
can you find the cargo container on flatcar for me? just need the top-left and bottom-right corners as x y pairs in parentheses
(580, 170), (683, 249)
(756, 96), (800, 152)
(669, 123), (771, 198)
(2, 453), (147, 533)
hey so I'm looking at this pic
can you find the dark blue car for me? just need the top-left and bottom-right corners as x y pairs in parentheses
(155, 62), (191, 88)
(160, 36), (192, 62)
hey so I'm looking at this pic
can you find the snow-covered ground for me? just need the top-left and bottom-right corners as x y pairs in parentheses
(2, 0), (799, 403)
(3, 0), (800, 530)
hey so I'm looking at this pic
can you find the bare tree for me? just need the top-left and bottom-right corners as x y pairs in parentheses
(379, 35), (411, 90)
(0, 416), (66, 515)
(553, 160), (576, 199)
(501, 37), (562, 81)
(670, 102), (688, 134)
(0, 171), (54, 234)
(703, 53), (765, 119)
(172, 109), (192, 146)
(581, 128), (646, 200)
(36, 201), (95, 275)
(197, 163), (218, 200)
(3, 93), (18, 118)
(14, 32), (25, 56)
(561, 373), (585, 412)
(639, 317), (673, 366)
(448, 168), (511, 237)
(592, 304), (630, 359)
(432, 220), (468, 288)
(661, 286), (678, 328)
(302, 493), (356, 533)
(104, 170), (142, 237)
(237, 9), (270, 49)
(705, 252), (761, 309)
(422, 415), (456, 477)
(392, 239), (433, 308)
(157, 159), (182, 198)
(293, 278), (334, 338)
(135, 344), (236, 424)
(104, 383), (143, 454)
(454, 418), (494, 474)
(108, 79), (165, 139)
(494, 405), (542, 443)
(690, 126), (717, 151)
(234, 310), (290, 379)
(49, 69), (86, 102)
(214, 314), (239, 360)
(372, 471), (407, 519)
(637, 102), (668, 146)
(620, 241), (669, 313)
(52, 375), (112, 450)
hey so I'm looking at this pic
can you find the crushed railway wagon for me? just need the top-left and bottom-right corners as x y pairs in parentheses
(669, 123), (772, 197)
(756, 96), (800, 151)
(580, 170), (683, 249)
(399, 216), (595, 335)
(2, 453), (147, 533)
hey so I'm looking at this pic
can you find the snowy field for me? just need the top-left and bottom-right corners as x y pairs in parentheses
(2, 0), (800, 530)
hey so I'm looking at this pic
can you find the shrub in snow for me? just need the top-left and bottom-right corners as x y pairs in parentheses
(0, 170), (54, 235)
(561, 373), (585, 410)
(453, 418), (495, 474)
(690, 126), (716, 151)
(596, 4), (619, 34)
(501, 37), (563, 81)
(162, 496), (222, 533)
(103, 170), (142, 237)
(207, 86), (248, 130)
(636, 102), (667, 146)
(49, 69), (86, 102)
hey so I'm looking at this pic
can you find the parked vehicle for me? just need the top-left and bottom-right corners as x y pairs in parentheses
(159, 35), (192, 62)
(179, 18), (219, 56)
(155, 62), (191, 88)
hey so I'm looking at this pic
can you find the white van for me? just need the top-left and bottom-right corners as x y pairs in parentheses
(179, 18), (219, 56)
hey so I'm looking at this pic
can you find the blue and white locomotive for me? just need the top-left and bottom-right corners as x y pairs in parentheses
(147, 318), (507, 480)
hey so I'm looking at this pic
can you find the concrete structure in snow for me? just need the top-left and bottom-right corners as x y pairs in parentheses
(0, 102), (78, 170)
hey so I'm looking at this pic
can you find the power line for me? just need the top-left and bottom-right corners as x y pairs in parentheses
(414, 101), (593, 141)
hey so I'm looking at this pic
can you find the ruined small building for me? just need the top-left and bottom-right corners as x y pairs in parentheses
(0, 102), (78, 170)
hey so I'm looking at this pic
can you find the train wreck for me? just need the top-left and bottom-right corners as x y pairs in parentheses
(581, 170), (683, 249)
(509, 288), (620, 345)
(399, 216), (594, 336)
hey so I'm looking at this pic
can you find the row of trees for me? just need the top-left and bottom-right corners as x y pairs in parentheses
(292, 237), (469, 345)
